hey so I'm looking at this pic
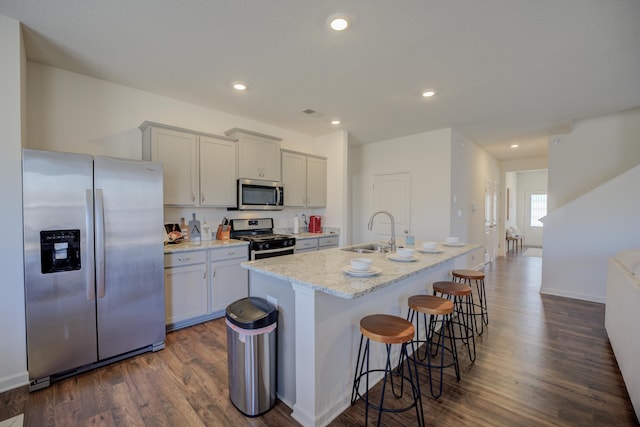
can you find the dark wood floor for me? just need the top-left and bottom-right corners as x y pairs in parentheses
(1, 253), (637, 426)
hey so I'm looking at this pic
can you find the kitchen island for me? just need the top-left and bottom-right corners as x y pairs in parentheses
(243, 242), (480, 427)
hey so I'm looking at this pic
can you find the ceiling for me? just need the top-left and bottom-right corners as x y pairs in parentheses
(1, 1), (639, 160)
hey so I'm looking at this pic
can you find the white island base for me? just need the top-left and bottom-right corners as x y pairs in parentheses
(245, 243), (479, 426)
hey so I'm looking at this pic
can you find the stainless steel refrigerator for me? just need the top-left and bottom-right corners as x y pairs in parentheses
(23, 148), (165, 391)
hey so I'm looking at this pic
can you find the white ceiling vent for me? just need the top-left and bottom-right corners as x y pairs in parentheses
(301, 108), (322, 118)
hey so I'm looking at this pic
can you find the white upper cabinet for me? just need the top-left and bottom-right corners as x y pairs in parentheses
(141, 122), (237, 207)
(306, 155), (327, 208)
(226, 128), (282, 181)
(142, 125), (198, 206)
(199, 136), (236, 207)
(281, 151), (306, 206)
(281, 150), (327, 208)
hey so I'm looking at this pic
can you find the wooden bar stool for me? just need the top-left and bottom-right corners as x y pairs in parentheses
(351, 314), (425, 427)
(452, 269), (488, 335)
(432, 281), (476, 362)
(404, 295), (460, 399)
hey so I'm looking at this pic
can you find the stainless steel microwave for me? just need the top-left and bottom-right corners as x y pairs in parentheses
(234, 179), (284, 210)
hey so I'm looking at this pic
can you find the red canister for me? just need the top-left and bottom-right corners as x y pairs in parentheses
(309, 216), (323, 233)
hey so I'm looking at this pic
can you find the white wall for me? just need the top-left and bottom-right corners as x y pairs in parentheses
(349, 129), (452, 245)
(0, 15), (28, 392)
(315, 131), (349, 246)
(502, 157), (548, 173)
(542, 108), (640, 302)
(541, 165), (640, 302)
(450, 130), (501, 266)
(349, 127), (499, 271)
(27, 63), (316, 157)
(26, 62), (342, 234)
(548, 108), (640, 211)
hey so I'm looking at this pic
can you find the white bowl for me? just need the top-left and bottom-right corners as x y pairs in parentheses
(421, 241), (437, 250)
(396, 247), (414, 258)
(445, 236), (460, 244)
(350, 257), (373, 271)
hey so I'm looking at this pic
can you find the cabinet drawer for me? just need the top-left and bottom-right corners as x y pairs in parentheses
(210, 246), (248, 262)
(319, 236), (339, 247)
(296, 238), (318, 251)
(165, 251), (207, 267)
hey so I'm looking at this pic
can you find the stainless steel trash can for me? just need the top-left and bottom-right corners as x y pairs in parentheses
(226, 297), (277, 417)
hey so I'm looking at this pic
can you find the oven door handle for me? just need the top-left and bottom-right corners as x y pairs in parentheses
(252, 247), (294, 260)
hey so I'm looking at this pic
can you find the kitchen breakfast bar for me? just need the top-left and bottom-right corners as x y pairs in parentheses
(243, 242), (480, 427)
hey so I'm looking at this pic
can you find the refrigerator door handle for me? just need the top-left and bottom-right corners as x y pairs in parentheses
(85, 189), (96, 301)
(95, 189), (106, 298)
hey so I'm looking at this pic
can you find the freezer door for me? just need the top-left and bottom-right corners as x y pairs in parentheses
(23, 149), (98, 380)
(94, 156), (165, 359)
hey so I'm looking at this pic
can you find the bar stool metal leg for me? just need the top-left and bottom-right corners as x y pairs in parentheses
(350, 314), (425, 427)
(432, 282), (477, 363)
(452, 270), (489, 335)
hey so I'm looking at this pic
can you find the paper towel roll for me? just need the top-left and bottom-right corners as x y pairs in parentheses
(293, 216), (299, 234)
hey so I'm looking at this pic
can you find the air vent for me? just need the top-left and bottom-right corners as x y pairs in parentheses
(301, 108), (322, 118)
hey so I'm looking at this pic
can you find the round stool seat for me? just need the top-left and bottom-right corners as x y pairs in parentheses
(432, 281), (472, 296)
(360, 314), (414, 344)
(452, 269), (485, 280)
(408, 295), (454, 316)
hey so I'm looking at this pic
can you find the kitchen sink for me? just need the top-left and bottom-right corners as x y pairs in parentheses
(341, 243), (391, 253)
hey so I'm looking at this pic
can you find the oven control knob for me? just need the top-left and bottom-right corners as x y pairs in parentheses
(263, 243), (270, 250)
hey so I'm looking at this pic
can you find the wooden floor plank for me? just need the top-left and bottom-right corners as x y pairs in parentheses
(1, 254), (637, 426)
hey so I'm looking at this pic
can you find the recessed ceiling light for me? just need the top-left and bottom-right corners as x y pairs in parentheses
(232, 82), (247, 91)
(510, 144), (519, 148)
(421, 90), (436, 98)
(328, 14), (351, 31)
(331, 120), (341, 125)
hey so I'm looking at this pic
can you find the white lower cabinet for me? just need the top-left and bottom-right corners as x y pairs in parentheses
(295, 238), (318, 253)
(296, 235), (339, 253)
(164, 251), (208, 330)
(319, 235), (339, 249)
(164, 245), (248, 331)
(209, 246), (249, 313)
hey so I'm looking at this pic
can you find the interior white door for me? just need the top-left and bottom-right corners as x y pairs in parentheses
(372, 172), (411, 241)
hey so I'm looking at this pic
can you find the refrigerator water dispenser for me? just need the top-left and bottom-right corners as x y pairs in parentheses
(40, 229), (81, 273)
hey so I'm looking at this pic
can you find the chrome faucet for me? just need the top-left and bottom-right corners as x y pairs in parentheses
(367, 210), (396, 252)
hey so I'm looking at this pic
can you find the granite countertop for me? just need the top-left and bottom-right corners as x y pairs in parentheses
(164, 239), (248, 253)
(242, 241), (480, 299)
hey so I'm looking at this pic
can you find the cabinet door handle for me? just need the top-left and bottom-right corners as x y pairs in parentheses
(192, 192), (196, 202)
(226, 251), (236, 255)
(201, 192), (205, 202)
(178, 257), (191, 262)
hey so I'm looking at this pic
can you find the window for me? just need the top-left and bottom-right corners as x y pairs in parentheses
(530, 193), (547, 227)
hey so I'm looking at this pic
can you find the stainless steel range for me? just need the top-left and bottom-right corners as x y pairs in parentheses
(230, 218), (296, 260)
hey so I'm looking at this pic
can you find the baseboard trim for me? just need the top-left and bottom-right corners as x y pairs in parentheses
(539, 288), (605, 304)
(0, 371), (29, 393)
